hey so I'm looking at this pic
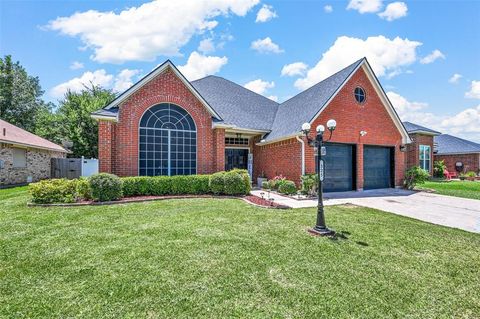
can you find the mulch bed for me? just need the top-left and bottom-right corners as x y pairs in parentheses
(243, 195), (290, 209)
(28, 194), (289, 209)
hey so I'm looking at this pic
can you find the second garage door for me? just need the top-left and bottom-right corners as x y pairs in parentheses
(322, 143), (355, 192)
(363, 146), (393, 190)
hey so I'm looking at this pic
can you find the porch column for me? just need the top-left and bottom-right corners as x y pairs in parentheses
(214, 128), (225, 172)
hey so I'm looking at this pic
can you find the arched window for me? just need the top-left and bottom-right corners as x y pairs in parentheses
(139, 103), (196, 176)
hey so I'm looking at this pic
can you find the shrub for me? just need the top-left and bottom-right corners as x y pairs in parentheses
(229, 168), (251, 193)
(261, 181), (270, 189)
(465, 171), (477, 178)
(404, 166), (430, 190)
(209, 172), (226, 195)
(76, 177), (92, 200)
(89, 173), (123, 202)
(269, 175), (286, 190)
(278, 180), (297, 195)
(301, 174), (318, 196)
(433, 160), (446, 178)
(224, 171), (248, 195)
(30, 179), (77, 204)
(188, 175), (211, 194)
(171, 175), (210, 195)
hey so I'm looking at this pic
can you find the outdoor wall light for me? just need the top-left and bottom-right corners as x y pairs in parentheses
(360, 130), (367, 137)
(301, 119), (337, 236)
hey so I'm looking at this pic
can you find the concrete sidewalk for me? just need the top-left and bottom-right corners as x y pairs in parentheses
(251, 189), (480, 233)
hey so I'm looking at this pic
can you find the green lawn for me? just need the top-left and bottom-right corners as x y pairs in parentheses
(1, 187), (479, 318)
(417, 180), (480, 200)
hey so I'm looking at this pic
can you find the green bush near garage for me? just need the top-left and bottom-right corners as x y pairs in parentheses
(29, 179), (78, 204)
(278, 180), (297, 195)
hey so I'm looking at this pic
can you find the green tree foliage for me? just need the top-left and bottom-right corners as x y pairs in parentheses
(52, 86), (115, 158)
(0, 55), (50, 131)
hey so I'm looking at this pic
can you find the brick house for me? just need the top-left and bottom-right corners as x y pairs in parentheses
(403, 122), (441, 175)
(92, 58), (411, 192)
(434, 135), (480, 174)
(0, 119), (67, 186)
(404, 122), (480, 175)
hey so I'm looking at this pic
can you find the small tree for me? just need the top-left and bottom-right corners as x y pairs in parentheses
(433, 160), (446, 178)
(404, 166), (430, 190)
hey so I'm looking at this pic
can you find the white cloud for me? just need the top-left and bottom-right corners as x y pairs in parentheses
(244, 79), (274, 95)
(295, 35), (422, 90)
(198, 38), (215, 54)
(50, 70), (114, 99)
(281, 62), (308, 77)
(420, 49), (445, 64)
(378, 2), (407, 21)
(449, 73), (462, 84)
(250, 37), (284, 54)
(256, 4), (277, 23)
(46, 0), (259, 64)
(347, 0), (383, 13)
(69, 61), (84, 70)
(178, 51), (228, 81)
(113, 69), (140, 92)
(465, 81), (480, 99)
(324, 5), (333, 13)
(388, 91), (480, 142)
(267, 95), (278, 102)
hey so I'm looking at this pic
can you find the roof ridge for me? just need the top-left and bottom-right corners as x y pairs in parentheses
(440, 134), (480, 146)
(193, 75), (280, 105)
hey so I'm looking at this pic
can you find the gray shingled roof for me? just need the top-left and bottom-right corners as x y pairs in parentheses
(264, 58), (364, 141)
(403, 121), (441, 135)
(191, 76), (279, 131)
(434, 134), (480, 155)
(91, 107), (119, 118)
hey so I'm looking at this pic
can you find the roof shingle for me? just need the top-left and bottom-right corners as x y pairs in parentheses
(0, 119), (67, 153)
(434, 134), (480, 155)
(403, 121), (441, 135)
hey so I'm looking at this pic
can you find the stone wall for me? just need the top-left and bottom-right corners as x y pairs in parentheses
(0, 144), (66, 186)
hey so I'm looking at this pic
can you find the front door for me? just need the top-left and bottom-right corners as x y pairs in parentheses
(225, 149), (248, 171)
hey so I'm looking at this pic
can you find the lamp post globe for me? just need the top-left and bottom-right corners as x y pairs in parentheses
(301, 122), (311, 133)
(316, 125), (325, 133)
(327, 119), (337, 131)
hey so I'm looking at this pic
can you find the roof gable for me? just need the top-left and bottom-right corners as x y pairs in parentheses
(434, 134), (480, 154)
(93, 60), (222, 121)
(0, 119), (67, 153)
(191, 76), (279, 131)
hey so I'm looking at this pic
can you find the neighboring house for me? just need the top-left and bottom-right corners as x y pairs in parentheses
(92, 57), (411, 192)
(403, 121), (441, 175)
(434, 134), (480, 174)
(0, 119), (67, 186)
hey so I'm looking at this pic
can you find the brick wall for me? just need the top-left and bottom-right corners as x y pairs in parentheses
(0, 144), (66, 186)
(405, 133), (435, 175)
(434, 153), (480, 174)
(253, 137), (302, 185)
(98, 67), (221, 176)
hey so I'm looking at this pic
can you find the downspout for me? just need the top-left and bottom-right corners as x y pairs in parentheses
(296, 135), (305, 176)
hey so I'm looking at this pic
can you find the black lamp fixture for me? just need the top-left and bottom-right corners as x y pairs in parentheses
(301, 119), (337, 236)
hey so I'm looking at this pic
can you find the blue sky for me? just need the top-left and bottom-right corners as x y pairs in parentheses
(1, 0), (479, 141)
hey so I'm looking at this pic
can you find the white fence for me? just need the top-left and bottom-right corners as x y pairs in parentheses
(81, 157), (98, 177)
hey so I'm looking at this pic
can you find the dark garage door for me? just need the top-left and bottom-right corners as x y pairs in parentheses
(322, 143), (354, 192)
(363, 146), (393, 190)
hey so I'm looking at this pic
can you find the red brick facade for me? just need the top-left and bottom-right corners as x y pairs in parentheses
(405, 133), (435, 175)
(98, 67), (222, 176)
(98, 64), (408, 190)
(251, 67), (406, 188)
(434, 153), (480, 174)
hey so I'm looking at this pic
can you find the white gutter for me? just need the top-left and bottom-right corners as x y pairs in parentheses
(295, 136), (305, 176)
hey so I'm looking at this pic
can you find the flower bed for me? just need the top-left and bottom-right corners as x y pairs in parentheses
(243, 195), (289, 209)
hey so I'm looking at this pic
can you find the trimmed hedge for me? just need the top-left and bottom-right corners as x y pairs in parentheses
(30, 179), (78, 204)
(29, 170), (250, 204)
(90, 173), (123, 202)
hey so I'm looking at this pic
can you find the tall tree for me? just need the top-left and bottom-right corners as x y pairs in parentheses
(54, 86), (115, 158)
(0, 55), (49, 131)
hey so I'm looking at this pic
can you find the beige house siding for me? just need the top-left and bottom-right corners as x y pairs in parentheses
(0, 143), (66, 186)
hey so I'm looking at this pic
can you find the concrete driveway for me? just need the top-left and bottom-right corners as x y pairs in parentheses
(251, 188), (480, 233)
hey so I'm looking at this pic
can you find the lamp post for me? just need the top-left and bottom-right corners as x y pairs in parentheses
(301, 119), (337, 236)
